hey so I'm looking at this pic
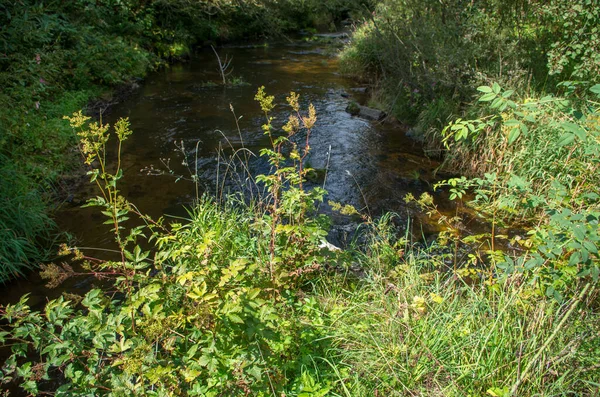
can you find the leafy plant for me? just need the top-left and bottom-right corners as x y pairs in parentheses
(0, 89), (339, 395)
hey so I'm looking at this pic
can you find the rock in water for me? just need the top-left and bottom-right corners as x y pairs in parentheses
(357, 105), (385, 121)
(345, 102), (385, 121)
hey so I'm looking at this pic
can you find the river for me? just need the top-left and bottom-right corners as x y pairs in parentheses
(2, 34), (456, 306)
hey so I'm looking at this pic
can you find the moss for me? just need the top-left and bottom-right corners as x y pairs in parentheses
(345, 101), (360, 116)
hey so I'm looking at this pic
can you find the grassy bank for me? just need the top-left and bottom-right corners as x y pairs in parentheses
(1, 90), (598, 394)
(3, 202), (598, 396)
(1, 1), (598, 394)
(339, 1), (600, 279)
(0, 0), (372, 281)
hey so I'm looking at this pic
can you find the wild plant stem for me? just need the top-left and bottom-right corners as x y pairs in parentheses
(510, 283), (591, 395)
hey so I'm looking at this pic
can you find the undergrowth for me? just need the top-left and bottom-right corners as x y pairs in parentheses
(0, 0), (372, 281)
(319, 215), (600, 396)
(0, 89), (598, 396)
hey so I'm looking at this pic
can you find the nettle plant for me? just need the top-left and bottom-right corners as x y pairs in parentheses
(0, 91), (334, 396)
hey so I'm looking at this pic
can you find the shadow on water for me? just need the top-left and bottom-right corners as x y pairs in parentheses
(1, 36), (476, 307)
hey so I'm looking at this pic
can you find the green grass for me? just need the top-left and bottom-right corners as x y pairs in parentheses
(312, 217), (600, 396)
(0, 89), (96, 282)
(0, 158), (55, 283)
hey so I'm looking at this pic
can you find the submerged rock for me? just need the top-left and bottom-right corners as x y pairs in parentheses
(345, 103), (386, 121)
(345, 101), (360, 115)
(405, 127), (425, 143)
(358, 105), (385, 121)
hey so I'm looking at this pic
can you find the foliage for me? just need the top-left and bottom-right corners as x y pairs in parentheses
(0, 90), (337, 395)
(339, 0), (600, 122)
(541, 0), (600, 80)
(339, 0), (600, 303)
(0, 0), (372, 281)
(432, 82), (600, 299)
(319, 217), (599, 396)
(1, 89), (599, 396)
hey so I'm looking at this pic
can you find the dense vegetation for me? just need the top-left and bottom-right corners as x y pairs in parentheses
(2, 88), (598, 396)
(1, 0), (599, 396)
(339, 0), (600, 294)
(0, 0), (371, 281)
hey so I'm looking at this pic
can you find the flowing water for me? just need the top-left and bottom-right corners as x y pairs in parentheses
(2, 35), (467, 305)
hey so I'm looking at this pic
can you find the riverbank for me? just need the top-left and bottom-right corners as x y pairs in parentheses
(2, 87), (598, 396)
(0, 0), (371, 282)
(1, 2), (599, 395)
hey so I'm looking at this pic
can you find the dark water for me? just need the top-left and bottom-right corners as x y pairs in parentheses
(1, 35), (457, 306)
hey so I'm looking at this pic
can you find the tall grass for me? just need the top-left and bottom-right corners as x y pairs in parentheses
(0, 157), (55, 283)
(314, 217), (600, 396)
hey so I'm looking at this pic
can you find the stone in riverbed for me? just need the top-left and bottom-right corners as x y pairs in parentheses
(345, 101), (360, 115)
(345, 102), (385, 121)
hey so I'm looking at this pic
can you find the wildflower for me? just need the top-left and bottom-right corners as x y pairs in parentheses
(429, 292), (444, 304)
(39, 78), (47, 84)
(283, 115), (300, 136)
(411, 295), (427, 315)
(302, 103), (317, 129)
(35, 54), (41, 64)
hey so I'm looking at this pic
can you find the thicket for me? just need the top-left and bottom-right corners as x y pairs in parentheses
(0, 0), (371, 281)
(340, 0), (600, 120)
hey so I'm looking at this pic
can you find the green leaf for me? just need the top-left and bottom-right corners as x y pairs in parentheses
(590, 84), (600, 96)
(492, 82), (501, 94)
(490, 97), (503, 109)
(508, 128), (521, 144)
(247, 365), (262, 381)
(560, 122), (586, 140)
(187, 282), (208, 301)
(504, 119), (521, 127)
(557, 133), (575, 147)
(477, 86), (493, 93)
(227, 313), (244, 324)
(573, 225), (587, 241)
(479, 93), (497, 102)
(583, 240), (598, 254)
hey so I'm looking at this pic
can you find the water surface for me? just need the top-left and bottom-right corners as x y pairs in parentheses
(3, 36), (451, 305)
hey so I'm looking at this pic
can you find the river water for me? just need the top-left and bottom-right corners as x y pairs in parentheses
(2, 35), (456, 306)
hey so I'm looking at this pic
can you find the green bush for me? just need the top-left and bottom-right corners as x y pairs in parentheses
(339, 0), (600, 122)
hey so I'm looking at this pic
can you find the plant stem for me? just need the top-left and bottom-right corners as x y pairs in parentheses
(510, 283), (591, 395)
